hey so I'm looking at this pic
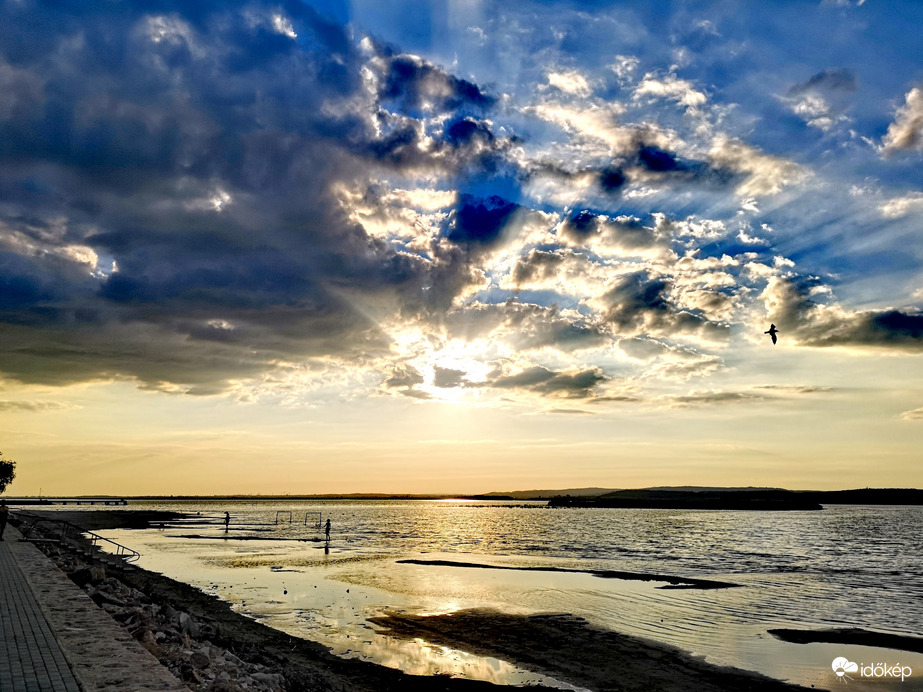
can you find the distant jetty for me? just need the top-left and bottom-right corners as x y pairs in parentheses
(3, 497), (128, 506)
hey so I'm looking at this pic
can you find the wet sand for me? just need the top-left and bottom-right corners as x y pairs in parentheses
(769, 628), (923, 654)
(372, 609), (809, 692)
(396, 558), (740, 589)
(19, 509), (812, 691)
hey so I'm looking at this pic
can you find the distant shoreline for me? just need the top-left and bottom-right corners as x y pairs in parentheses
(4, 486), (923, 506)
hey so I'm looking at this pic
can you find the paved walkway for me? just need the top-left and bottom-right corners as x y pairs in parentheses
(1, 523), (189, 691)
(0, 527), (81, 692)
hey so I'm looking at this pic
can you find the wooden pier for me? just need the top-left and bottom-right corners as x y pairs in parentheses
(1, 497), (128, 506)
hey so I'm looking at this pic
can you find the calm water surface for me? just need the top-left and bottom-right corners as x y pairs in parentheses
(80, 501), (923, 690)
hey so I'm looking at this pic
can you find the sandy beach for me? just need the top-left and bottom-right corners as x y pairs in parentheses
(11, 509), (816, 692)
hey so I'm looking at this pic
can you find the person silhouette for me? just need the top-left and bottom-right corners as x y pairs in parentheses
(224, 511), (230, 532)
(324, 518), (331, 541)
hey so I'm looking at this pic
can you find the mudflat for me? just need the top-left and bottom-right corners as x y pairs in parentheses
(17, 509), (811, 691)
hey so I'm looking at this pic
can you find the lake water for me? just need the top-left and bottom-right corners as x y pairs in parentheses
(78, 500), (923, 690)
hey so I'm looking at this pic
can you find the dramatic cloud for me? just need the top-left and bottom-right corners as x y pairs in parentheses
(0, 0), (918, 412)
(0, 1), (517, 392)
(597, 271), (730, 341)
(761, 276), (923, 350)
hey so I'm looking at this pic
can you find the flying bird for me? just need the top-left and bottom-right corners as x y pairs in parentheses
(764, 324), (779, 345)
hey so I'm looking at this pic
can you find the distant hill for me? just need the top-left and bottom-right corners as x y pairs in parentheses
(479, 488), (618, 500)
(643, 486), (786, 493)
(546, 487), (923, 510)
(549, 488), (822, 511)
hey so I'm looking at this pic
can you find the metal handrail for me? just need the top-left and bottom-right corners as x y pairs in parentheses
(304, 511), (322, 529)
(16, 514), (140, 563)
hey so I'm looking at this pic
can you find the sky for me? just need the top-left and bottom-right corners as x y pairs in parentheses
(1, 0), (922, 496)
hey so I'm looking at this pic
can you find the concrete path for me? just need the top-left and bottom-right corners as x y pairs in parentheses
(0, 526), (80, 692)
(1, 523), (189, 691)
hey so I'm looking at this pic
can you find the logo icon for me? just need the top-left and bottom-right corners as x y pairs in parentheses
(832, 657), (858, 683)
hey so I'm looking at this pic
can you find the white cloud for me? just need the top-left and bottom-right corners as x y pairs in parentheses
(783, 69), (856, 132)
(879, 192), (923, 218)
(546, 69), (593, 98)
(610, 55), (640, 85)
(271, 13), (297, 38)
(881, 85), (923, 155)
(654, 213), (727, 240)
(708, 135), (806, 197)
(634, 73), (707, 111)
(737, 223), (769, 245)
(527, 100), (631, 151)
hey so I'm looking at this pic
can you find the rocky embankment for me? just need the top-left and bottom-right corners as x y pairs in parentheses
(29, 537), (291, 691)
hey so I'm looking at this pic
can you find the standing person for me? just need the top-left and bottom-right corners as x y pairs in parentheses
(0, 500), (9, 541)
(224, 511), (230, 532)
(324, 518), (331, 541)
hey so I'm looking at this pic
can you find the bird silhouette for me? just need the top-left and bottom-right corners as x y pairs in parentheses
(764, 324), (779, 345)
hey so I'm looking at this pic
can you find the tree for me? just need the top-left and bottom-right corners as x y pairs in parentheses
(0, 452), (16, 494)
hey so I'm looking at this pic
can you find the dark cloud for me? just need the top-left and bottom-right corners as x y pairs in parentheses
(754, 385), (834, 394)
(376, 53), (495, 114)
(630, 144), (735, 188)
(557, 211), (659, 250)
(444, 195), (520, 248)
(762, 276), (923, 350)
(0, 1), (516, 390)
(510, 249), (565, 286)
(561, 210), (596, 236)
(382, 363), (431, 399)
(444, 117), (495, 147)
(433, 366), (466, 388)
(668, 390), (764, 406)
(601, 271), (728, 339)
(529, 139), (735, 199)
(486, 365), (608, 399)
(637, 146), (684, 172)
(787, 68), (857, 99)
(598, 167), (627, 193)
